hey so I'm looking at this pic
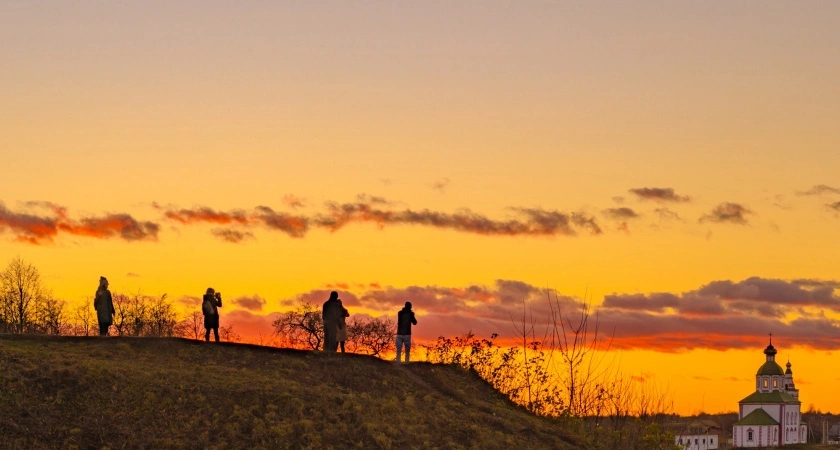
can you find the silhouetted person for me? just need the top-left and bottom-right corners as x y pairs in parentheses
(396, 302), (417, 363)
(202, 288), (222, 342)
(94, 276), (115, 336)
(322, 291), (341, 352)
(336, 299), (350, 353)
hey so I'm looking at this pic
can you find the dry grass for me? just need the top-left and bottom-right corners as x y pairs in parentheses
(0, 334), (581, 449)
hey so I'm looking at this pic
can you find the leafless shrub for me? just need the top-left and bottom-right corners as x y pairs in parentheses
(272, 300), (323, 350)
(346, 316), (396, 357)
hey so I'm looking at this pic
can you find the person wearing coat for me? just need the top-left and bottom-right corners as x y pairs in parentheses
(322, 291), (341, 352)
(336, 299), (350, 353)
(202, 288), (222, 342)
(94, 276), (115, 336)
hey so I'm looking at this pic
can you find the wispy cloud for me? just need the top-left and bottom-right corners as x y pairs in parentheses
(314, 198), (602, 237)
(431, 178), (450, 193)
(231, 295), (268, 312)
(157, 204), (250, 226)
(602, 207), (640, 220)
(629, 187), (691, 203)
(654, 208), (681, 221)
(282, 195), (306, 209)
(827, 201), (840, 212)
(0, 202), (159, 244)
(699, 202), (753, 225)
(211, 228), (255, 243)
(796, 184), (840, 196)
(155, 204), (308, 239)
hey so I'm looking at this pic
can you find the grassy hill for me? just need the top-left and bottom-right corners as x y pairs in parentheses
(0, 334), (581, 449)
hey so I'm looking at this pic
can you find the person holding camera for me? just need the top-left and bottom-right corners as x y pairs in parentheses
(202, 287), (223, 342)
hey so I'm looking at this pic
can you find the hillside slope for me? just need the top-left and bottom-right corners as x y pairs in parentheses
(0, 335), (580, 449)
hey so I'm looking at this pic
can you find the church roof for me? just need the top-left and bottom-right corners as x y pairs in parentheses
(739, 390), (800, 405)
(734, 408), (778, 426)
(757, 360), (785, 376)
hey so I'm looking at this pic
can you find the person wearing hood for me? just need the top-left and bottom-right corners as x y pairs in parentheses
(202, 288), (222, 342)
(395, 302), (417, 363)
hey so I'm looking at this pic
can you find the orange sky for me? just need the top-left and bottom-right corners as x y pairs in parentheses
(2, 1), (840, 415)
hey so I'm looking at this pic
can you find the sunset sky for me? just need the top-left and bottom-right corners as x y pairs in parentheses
(2, 2), (840, 414)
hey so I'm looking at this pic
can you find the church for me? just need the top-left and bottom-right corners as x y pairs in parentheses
(732, 338), (807, 447)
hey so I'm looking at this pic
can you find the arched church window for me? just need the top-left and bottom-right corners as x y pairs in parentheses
(773, 379), (778, 388)
(763, 379), (768, 388)
(748, 430), (754, 441)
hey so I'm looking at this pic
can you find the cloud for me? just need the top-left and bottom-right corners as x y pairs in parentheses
(796, 185), (840, 196)
(227, 277), (840, 352)
(431, 178), (450, 193)
(827, 201), (840, 212)
(0, 202), (159, 244)
(158, 205), (250, 225)
(629, 187), (691, 203)
(699, 202), (753, 225)
(210, 228), (255, 243)
(253, 206), (309, 238)
(155, 204), (309, 239)
(654, 208), (681, 221)
(602, 207), (640, 220)
(315, 198), (602, 237)
(126, 272), (140, 278)
(231, 295), (268, 312)
(57, 214), (159, 241)
(154, 194), (609, 240)
(698, 277), (839, 308)
(176, 295), (202, 307)
(282, 195), (306, 209)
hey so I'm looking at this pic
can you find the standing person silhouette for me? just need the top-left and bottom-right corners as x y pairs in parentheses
(336, 299), (350, 353)
(322, 291), (341, 352)
(94, 276), (115, 336)
(395, 302), (417, 363)
(202, 288), (222, 342)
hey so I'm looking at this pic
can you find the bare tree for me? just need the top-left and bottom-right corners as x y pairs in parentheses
(545, 291), (618, 417)
(33, 297), (66, 335)
(346, 316), (397, 357)
(73, 303), (95, 336)
(110, 292), (178, 337)
(272, 300), (323, 350)
(219, 325), (241, 343)
(146, 294), (177, 337)
(0, 256), (47, 333)
(175, 311), (204, 340)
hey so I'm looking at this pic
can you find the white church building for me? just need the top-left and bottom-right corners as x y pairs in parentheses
(732, 338), (807, 447)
